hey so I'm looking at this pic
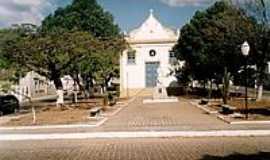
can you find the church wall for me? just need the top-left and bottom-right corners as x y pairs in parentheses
(121, 42), (176, 90)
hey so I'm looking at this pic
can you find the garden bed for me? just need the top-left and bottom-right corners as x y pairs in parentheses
(1, 103), (103, 126)
(207, 99), (270, 121)
(1, 95), (128, 127)
(228, 99), (270, 110)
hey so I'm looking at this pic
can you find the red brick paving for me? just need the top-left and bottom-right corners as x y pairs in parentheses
(1, 137), (270, 160)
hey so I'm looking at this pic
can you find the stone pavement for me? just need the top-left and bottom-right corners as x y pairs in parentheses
(1, 91), (270, 134)
(95, 96), (228, 131)
(1, 137), (270, 160)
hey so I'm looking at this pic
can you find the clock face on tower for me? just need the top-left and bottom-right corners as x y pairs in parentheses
(149, 49), (156, 57)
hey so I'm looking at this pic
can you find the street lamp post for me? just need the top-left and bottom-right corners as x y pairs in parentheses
(241, 41), (250, 120)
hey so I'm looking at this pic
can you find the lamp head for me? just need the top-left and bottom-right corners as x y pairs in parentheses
(241, 41), (250, 56)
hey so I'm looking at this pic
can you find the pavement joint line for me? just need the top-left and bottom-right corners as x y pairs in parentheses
(1, 130), (270, 141)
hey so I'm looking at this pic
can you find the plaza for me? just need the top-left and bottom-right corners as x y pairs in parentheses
(1, 89), (270, 160)
(1, 0), (270, 159)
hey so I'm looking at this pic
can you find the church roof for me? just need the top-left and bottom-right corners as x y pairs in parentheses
(126, 9), (179, 44)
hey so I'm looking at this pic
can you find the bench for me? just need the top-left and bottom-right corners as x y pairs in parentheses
(231, 113), (245, 119)
(89, 107), (102, 117)
(199, 98), (209, 105)
(221, 104), (236, 115)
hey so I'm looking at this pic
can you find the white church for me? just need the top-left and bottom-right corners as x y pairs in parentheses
(120, 10), (181, 97)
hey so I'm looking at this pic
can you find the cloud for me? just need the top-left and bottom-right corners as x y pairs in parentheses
(160, 0), (215, 7)
(0, 0), (71, 28)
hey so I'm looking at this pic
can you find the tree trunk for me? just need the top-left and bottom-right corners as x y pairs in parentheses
(32, 105), (36, 124)
(257, 84), (263, 101)
(256, 66), (266, 101)
(73, 80), (78, 104)
(222, 67), (230, 104)
(208, 79), (213, 100)
(82, 74), (94, 98)
(203, 80), (206, 89)
(73, 73), (84, 92)
(101, 84), (106, 95)
(53, 77), (64, 107)
(104, 76), (112, 93)
(72, 73), (84, 102)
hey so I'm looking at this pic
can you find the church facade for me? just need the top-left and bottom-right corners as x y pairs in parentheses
(120, 10), (180, 97)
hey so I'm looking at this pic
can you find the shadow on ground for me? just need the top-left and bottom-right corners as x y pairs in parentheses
(201, 152), (270, 160)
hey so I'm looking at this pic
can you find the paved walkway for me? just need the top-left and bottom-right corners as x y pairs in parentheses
(1, 137), (270, 160)
(1, 91), (270, 134)
(95, 96), (228, 131)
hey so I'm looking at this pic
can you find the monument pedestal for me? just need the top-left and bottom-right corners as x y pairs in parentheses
(143, 86), (178, 104)
(143, 64), (178, 104)
(153, 87), (168, 99)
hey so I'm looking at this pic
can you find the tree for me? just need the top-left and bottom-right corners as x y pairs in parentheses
(173, 1), (256, 104)
(40, 0), (126, 97)
(66, 36), (126, 97)
(2, 31), (103, 105)
(41, 0), (120, 38)
(234, 0), (270, 100)
(0, 24), (37, 83)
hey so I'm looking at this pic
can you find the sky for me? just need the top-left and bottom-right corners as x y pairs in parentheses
(0, 0), (217, 31)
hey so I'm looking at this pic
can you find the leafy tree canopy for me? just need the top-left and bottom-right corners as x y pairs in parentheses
(227, 0), (270, 101)
(2, 30), (103, 89)
(41, 0), (121, 38)
(0, 24), (37, 81)
(174, 1), (256, 82)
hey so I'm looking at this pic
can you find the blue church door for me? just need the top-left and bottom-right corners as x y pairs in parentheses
(145, 62), (160, 88)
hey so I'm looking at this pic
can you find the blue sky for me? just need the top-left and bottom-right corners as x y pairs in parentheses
(97, 0), (212, 31)
(0, 0), (216, 31)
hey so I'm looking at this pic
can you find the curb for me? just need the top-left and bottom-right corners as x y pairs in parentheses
(189, 101), (218, 114)
(217, 115), (270, 125)
(231, 121), (270, 125)
(0, 118), (108, 130)
(1, 130), (270, 141)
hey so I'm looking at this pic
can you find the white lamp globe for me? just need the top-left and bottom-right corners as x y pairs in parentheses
(241, 41), (250, 56)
